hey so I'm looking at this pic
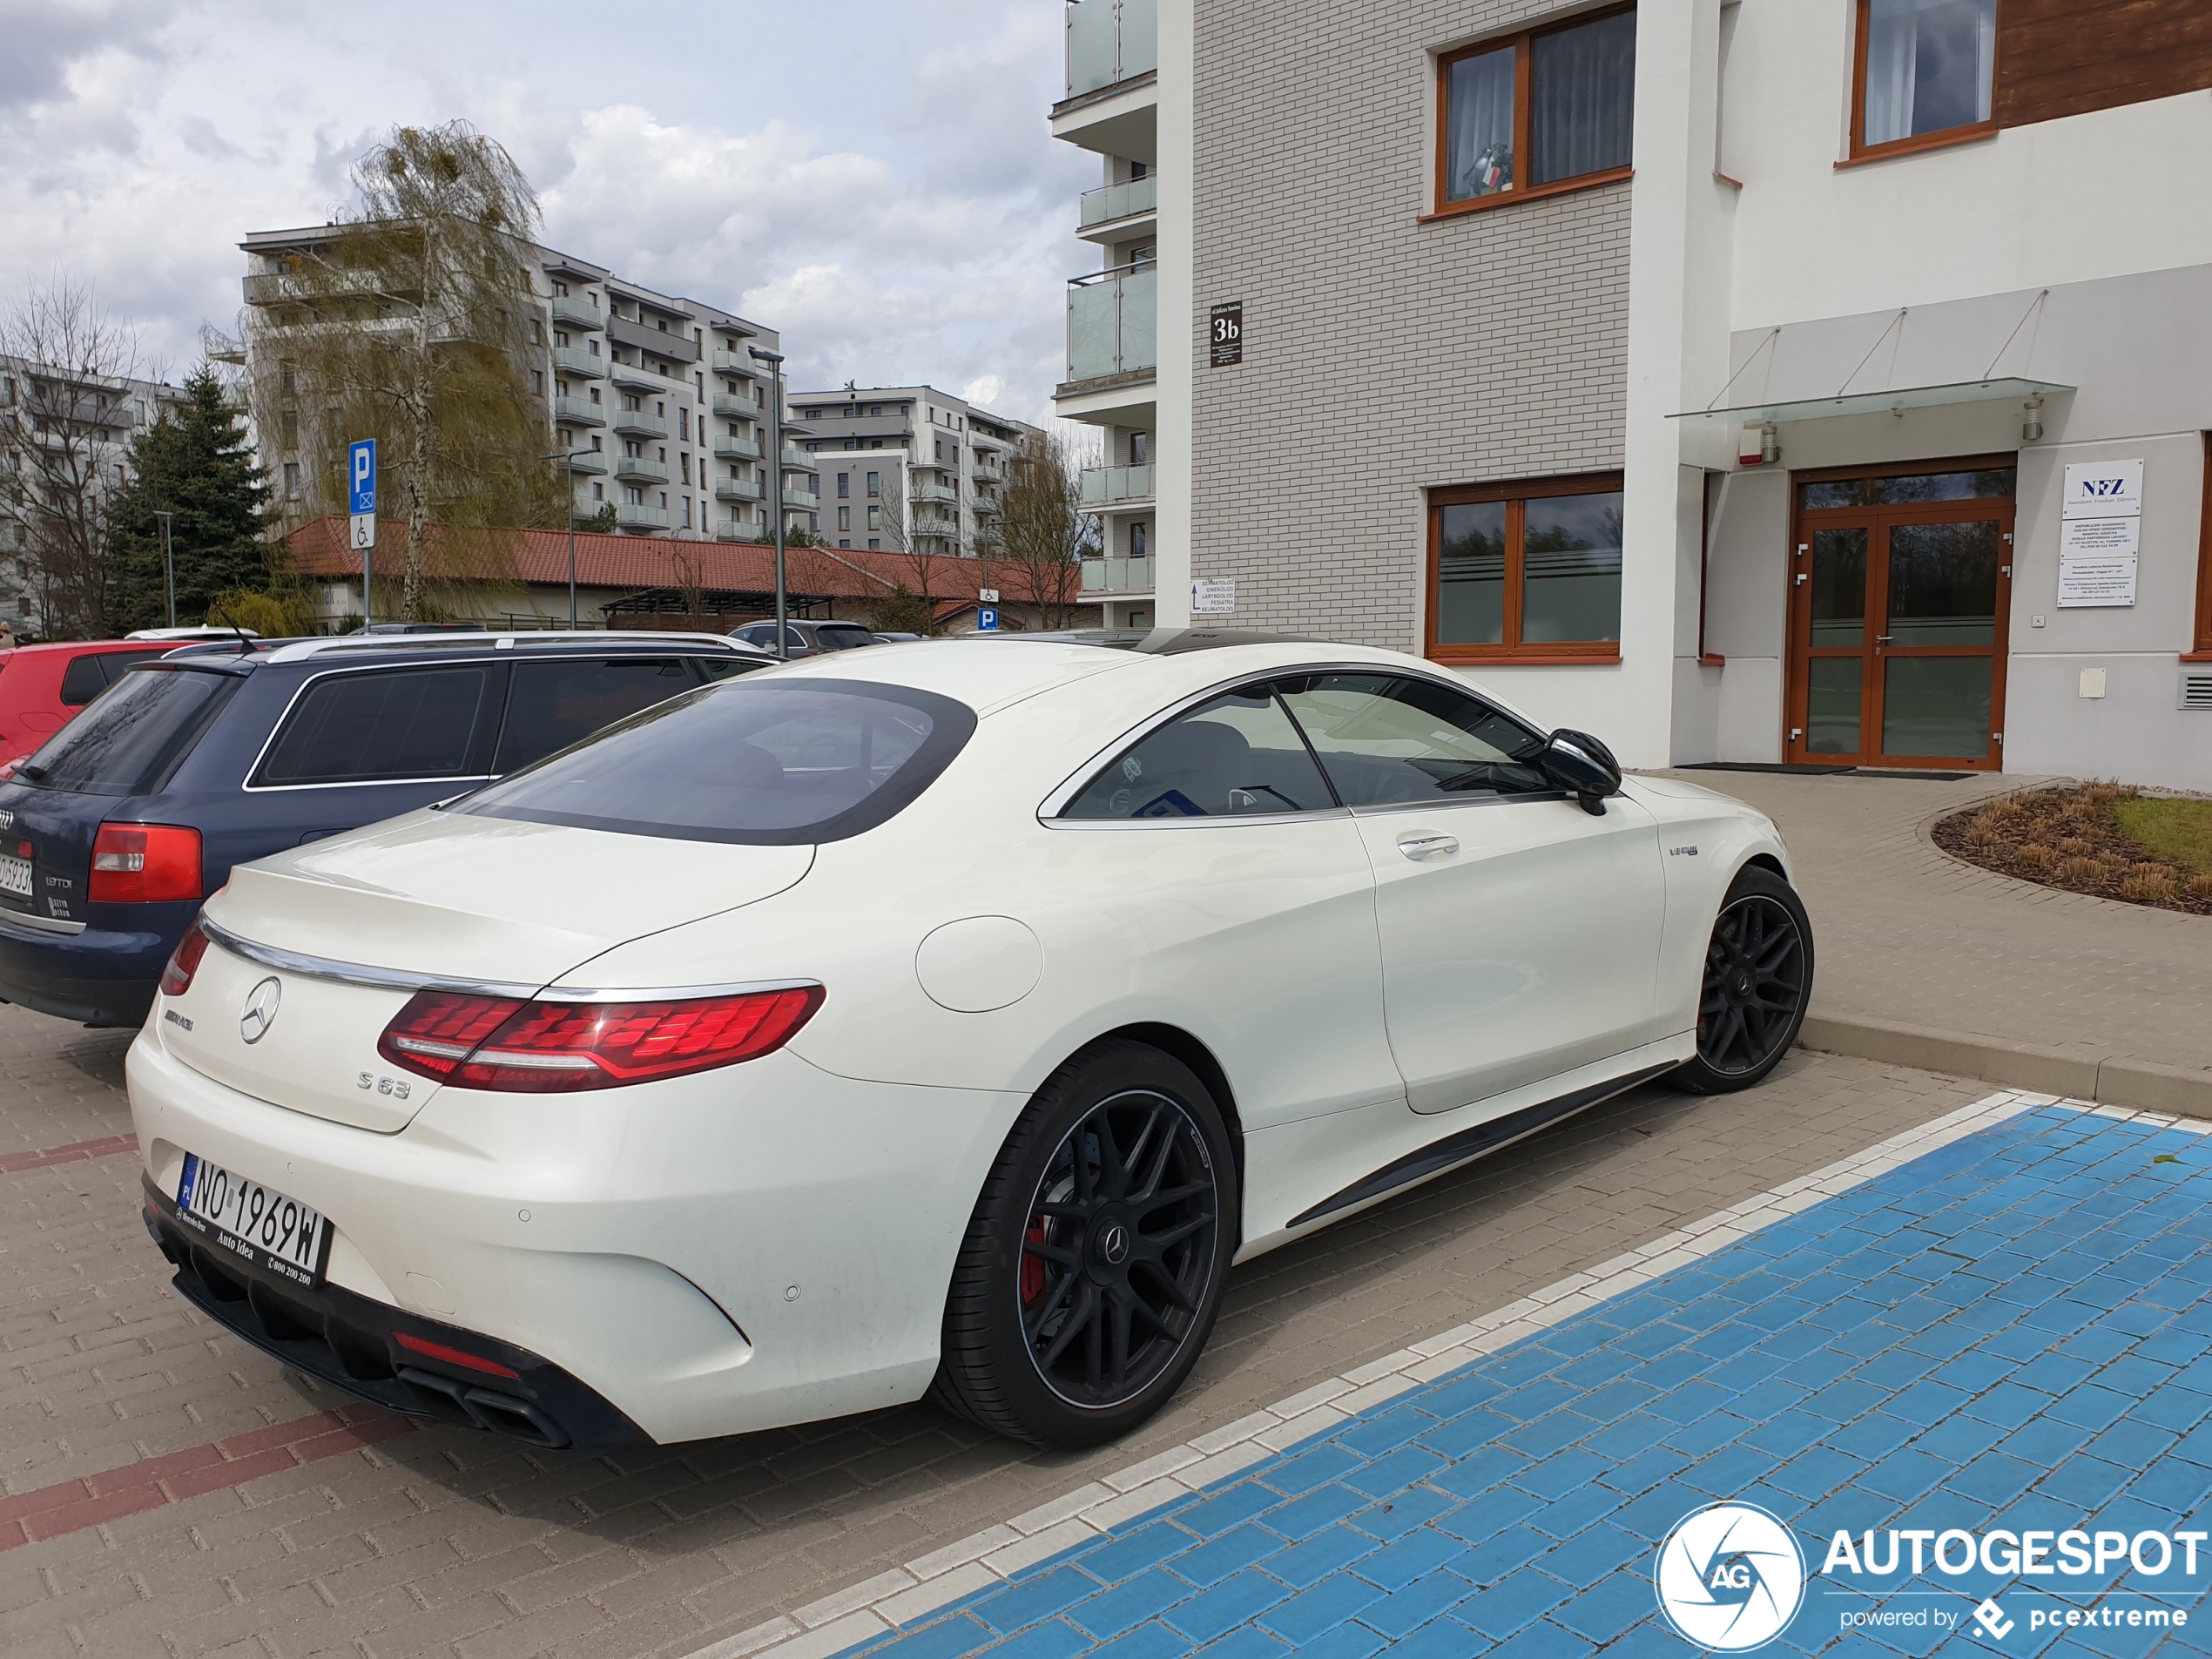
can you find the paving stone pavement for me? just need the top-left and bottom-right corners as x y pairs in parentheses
(0, 996), (1998, 1658)
(782, 1097), (2212, 1659)
(1655, 770), (2212, 1081)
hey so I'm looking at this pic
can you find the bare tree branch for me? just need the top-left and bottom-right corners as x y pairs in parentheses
(0, 276), (150, 637)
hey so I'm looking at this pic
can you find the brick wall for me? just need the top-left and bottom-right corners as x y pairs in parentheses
(1190, 0), (1631, 650)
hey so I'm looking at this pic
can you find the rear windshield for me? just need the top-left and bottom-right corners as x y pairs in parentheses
(17, 666), (237, 797)
(459, 678), (975, 845)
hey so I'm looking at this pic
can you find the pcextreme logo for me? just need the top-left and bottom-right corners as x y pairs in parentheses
(1654, 1504), (1807, 1651)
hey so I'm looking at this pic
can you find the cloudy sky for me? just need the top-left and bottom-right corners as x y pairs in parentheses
(0, 0), (1095, 423)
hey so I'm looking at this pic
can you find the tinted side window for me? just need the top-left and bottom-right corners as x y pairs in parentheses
(817, 628), (873, 652)
(1277, 674), (1548, 806)
(58, 655), (109, 706)
(698, 657), (765, 682)
(100, 650), (172, 685)
(256, 667), (491, 786)
(1064, 686), (1335, 819)
(495, 658), (698, 773)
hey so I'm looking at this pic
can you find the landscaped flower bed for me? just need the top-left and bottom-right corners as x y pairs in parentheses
(1934, 783), (2212, 915)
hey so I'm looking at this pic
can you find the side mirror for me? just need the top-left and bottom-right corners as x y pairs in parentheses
(1541, 728), (1622, 815)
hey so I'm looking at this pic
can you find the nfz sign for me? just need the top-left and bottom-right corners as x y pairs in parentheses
(2061, 459), (2141, 520)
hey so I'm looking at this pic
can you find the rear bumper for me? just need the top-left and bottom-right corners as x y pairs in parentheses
(142, 1176), (648, 1451)
(0, 901), (192, 1026)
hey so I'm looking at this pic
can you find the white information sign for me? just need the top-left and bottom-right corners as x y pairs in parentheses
(2057, 459), (2142, 608)
(1190, 578), (1237, 615)
(2061, 459), (2142, 519)
(349, 512), (376, 550)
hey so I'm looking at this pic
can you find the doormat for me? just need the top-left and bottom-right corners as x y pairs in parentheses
(1674, 762), (1856, 775)
(1673, 764), (1974, 780)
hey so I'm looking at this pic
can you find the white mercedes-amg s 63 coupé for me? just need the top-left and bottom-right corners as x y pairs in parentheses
(130, 631), (1811, 1451)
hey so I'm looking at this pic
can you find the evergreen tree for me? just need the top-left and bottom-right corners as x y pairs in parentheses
(108, 364), (274, 631)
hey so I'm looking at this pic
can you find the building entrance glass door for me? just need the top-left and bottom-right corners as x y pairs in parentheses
(1788, 462), (2014, 770)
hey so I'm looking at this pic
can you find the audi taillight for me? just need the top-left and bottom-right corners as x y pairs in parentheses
(377, 986), (823, 1092)
(90, 823), (203, 903)
(158, 922), (211, 996)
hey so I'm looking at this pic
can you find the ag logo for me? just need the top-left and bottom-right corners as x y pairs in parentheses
(1654, 1503), (1805, 1651)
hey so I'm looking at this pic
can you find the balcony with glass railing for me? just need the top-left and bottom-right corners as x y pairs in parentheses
(617, 504), (670, 530)
(554, 396), (604, 427)
(1080, 464), (1154, 507)
(716, 478), (764, 502)
(614, 455), (669, 482)
(551, 347), (604, 379)
(1079, 174), (1157, 230)
(1081, 556), (1154, 593)
(713, 435), (762, 461)
(913, 481), (958, 505)
(610, 409), (667, 438)
(550, 295), (601, 330)
(783, 489), (820, 512)
(711, 349), (761, 377)
(1067, 264), (1157, 384)
(1066, 0), (1157, 98)
(712, 393), (758, 418)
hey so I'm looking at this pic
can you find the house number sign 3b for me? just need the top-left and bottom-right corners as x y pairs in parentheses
(1210, 303), (1244, 368)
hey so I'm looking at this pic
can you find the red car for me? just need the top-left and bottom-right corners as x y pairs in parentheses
(0, 641), (181, 769)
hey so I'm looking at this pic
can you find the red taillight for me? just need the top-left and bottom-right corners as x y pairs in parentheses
(377, 986), (822, 1093)
(377, 991), (526, 1081)
(159, 922), (211, 996)
(90, 823), (203, 903)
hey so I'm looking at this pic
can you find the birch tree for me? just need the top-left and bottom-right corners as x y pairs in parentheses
(245, 120), (556, 620)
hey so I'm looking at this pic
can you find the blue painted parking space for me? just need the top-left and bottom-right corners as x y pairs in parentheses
(832, 1105), (2212, 1658)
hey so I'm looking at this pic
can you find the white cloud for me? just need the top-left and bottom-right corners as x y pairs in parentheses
(0, 0), (1096, 424)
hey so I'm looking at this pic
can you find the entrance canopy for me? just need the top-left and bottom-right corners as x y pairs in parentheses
(1669, 376), (2072, 427)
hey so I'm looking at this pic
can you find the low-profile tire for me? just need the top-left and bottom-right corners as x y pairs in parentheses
(1667, 866), (1815, 1096)
(931, 1040), (1238, 1447)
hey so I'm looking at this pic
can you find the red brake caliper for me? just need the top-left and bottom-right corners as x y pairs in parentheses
(1022, 1218), (1047, 1305)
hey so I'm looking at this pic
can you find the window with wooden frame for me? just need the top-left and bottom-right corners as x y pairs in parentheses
(1433, 5), (1636, 217)
(1849, 0), (1998, 163)
(2193, 433), (2212, 661)
(1427, 474), (1624, 664)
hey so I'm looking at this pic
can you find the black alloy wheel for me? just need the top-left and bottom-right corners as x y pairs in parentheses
(1019, 1089), (1218, 1408)
(934, 1041), (1237, 1447)
(1669, 866), (1815, 1095)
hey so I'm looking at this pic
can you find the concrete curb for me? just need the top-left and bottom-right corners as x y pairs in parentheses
(1797, 1011), (2212, 1116)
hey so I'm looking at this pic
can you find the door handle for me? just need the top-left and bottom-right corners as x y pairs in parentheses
(1875, 635), (1894, 643)
(1397, 833), (1459, 861)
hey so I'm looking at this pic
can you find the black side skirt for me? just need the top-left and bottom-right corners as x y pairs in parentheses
(1287, 1062), (1679, 1230)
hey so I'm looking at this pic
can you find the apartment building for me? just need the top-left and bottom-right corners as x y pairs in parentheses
(1051, 0), (1163, 629)
(0, 359), (185, 638)
(239, 228), (791, 543)
(1056, 0), (2212, 788)
(786, 384), (1041, 556)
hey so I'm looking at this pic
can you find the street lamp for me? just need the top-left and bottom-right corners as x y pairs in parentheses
(152, 510), (175, 627)
(541, 448), (596, 628)
(747, 346), (787, 659)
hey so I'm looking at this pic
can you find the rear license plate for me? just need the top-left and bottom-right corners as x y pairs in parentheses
(0, 856), (30, 899)
(175, 1152), (331, 1287)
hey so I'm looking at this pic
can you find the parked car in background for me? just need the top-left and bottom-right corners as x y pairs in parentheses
(730, 618), (878, 657)
(0, 639), (188, 768)
(127, 628), (264, 644)
(871, 631), (924, 644)
(0, 631), (769, 1027)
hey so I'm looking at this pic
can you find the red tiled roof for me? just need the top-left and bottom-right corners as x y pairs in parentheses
(285, 516), (1028, 605)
